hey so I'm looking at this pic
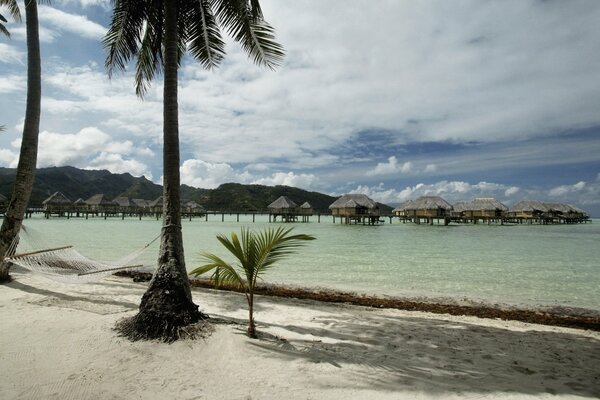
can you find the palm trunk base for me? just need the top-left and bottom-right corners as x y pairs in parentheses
(0, 262), (12, 283)
(115, 272), (207, 342)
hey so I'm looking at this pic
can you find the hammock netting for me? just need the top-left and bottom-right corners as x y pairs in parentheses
(4, 226), (159, 283)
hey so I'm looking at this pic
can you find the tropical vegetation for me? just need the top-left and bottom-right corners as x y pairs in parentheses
(191, 227), (315, 338)
(103, 0), (284, 341)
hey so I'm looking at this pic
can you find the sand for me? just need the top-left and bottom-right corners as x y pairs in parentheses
(1, 270), (599, 400)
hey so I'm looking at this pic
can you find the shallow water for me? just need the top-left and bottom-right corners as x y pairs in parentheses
(17, 214), (600, 311)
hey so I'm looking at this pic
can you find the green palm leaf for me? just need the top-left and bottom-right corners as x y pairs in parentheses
(191, 227), (315, 337)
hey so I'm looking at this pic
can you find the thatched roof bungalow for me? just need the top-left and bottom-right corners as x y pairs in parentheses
(132, 198), (150, 210)
(462, 198), (508, 218)
(85, 194), (118, 213)
(113, 196), (132, 211)
(508, 200), (548, 219)
(543, 203), (588, 220)
(149, 196), (163, 213)
(300, 201), (313, 215)
(42, 191), (72, 211)
(400, 196), (453, 218)
(183, 200), (205, 214)
(268, 196), (298, 215)
(329, 194), (380, 224)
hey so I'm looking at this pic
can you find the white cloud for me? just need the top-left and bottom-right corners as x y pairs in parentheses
(0, 44), (25, 65)
(548, 181), (586, 197)
(0, 149), (17, 166)
(86, 152), (151, 179)
(424, 164), (437, 173)
(0, 75), (26, 93)
(366, 157), (412, 176)
(350, 180), (525, 205)
(38, 5), (107, 40)
(251, 172), (317, 190)
(180, 159), (249, 189)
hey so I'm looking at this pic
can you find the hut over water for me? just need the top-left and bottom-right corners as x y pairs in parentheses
(459, 197), (508, 223)
(42, 191), (72, 217)
(299, 202), (313, 222)
(329, 194), (380, 225)
(508, 200), (548, 220)
(85, 194), (117, 214)
(268, 196), (299, 222)
(395, 196), (452, 225)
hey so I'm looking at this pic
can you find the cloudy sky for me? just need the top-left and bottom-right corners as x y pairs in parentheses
(1, 0), (600, 214)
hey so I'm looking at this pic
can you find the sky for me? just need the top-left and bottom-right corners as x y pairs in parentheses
(1, 0), (600, 215)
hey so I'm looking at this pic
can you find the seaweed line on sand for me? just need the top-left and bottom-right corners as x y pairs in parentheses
(115, 270), (600, 332)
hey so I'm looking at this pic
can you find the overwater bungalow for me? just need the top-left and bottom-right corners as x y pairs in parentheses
(460, 197), (508, 224)
(268, 196), (299, 222)
(149, 196), (163, 214)
(85, 194), (118, 214)
(299, 202), (313, 222)
(131, 198), (150, 212)
(507, 200), (548, 223)
(396, 196), (453, 225)
(182, 200), (205, 215)
(113, 196), (132, 213)
(42, 191), (72, 217)
(543, 203), (589, 223)
(329, 194), (380, 225)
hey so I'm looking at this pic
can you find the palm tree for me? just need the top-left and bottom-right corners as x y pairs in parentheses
(104, 0), (284, 341)
(191, 227), (315, 338)
(0, 0), (43, 282)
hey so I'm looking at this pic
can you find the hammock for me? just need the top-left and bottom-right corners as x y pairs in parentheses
(4, 226), (160, 283)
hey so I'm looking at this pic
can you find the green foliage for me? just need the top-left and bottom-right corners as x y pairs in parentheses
(190, 227), (315, 337)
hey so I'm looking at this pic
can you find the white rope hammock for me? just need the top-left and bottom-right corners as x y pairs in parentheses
(4, 226), (160, 283)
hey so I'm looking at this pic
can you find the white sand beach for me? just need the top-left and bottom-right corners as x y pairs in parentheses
(1, 270), (599, 400)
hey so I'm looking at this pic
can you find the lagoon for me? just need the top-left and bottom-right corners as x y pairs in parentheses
(16, 214), (600, 312)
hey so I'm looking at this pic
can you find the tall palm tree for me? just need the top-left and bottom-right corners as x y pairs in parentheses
(0, 0), (43, 282)
(191, 227), (315, 338)
(104, 0), (283, 342)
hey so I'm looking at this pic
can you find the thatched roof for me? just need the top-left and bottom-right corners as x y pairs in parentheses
(510, 200), (548, 212)
(401, 196), (453, 211)
(85, 194), (114, 206)
(463, 197), (508, 211)
(184, 201), (204, 210)
(392, 200), (415, 213)
(451, 201), (469, 213)
(300, 202), (312, 209)
(329, 194), (378, 210)
(43, 191), (72, 205)
(268, 196), (298, 209)
(149, 196), (163, 207)
(132, 198), (150, 208)
(113, 196), (131, 207)
(544, 203), (586, 214)
(73, 198), (86, 205)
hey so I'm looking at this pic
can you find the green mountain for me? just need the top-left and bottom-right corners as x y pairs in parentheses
(0, 166), (392, 213)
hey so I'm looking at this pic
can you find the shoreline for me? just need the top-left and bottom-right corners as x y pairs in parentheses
(116, 270), (600, 332)
(3, 271), (600, 399)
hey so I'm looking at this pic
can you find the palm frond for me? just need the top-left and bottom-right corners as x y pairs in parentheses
(191, 252), (246, 289)
(213, 0), (284, 70)
(103, 0), (147, 78)
(186, 0), (225, 69)
(133, 0), (163, 97)
(0, 0), (21, 23)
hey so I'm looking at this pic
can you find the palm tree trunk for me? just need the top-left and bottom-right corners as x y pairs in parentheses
(247, 292), (256, 338)
(0, 0), (41, 283)
(115, 0), (204, 341)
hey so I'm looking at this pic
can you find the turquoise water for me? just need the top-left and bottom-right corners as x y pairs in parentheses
(18, 214), (600, 311)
